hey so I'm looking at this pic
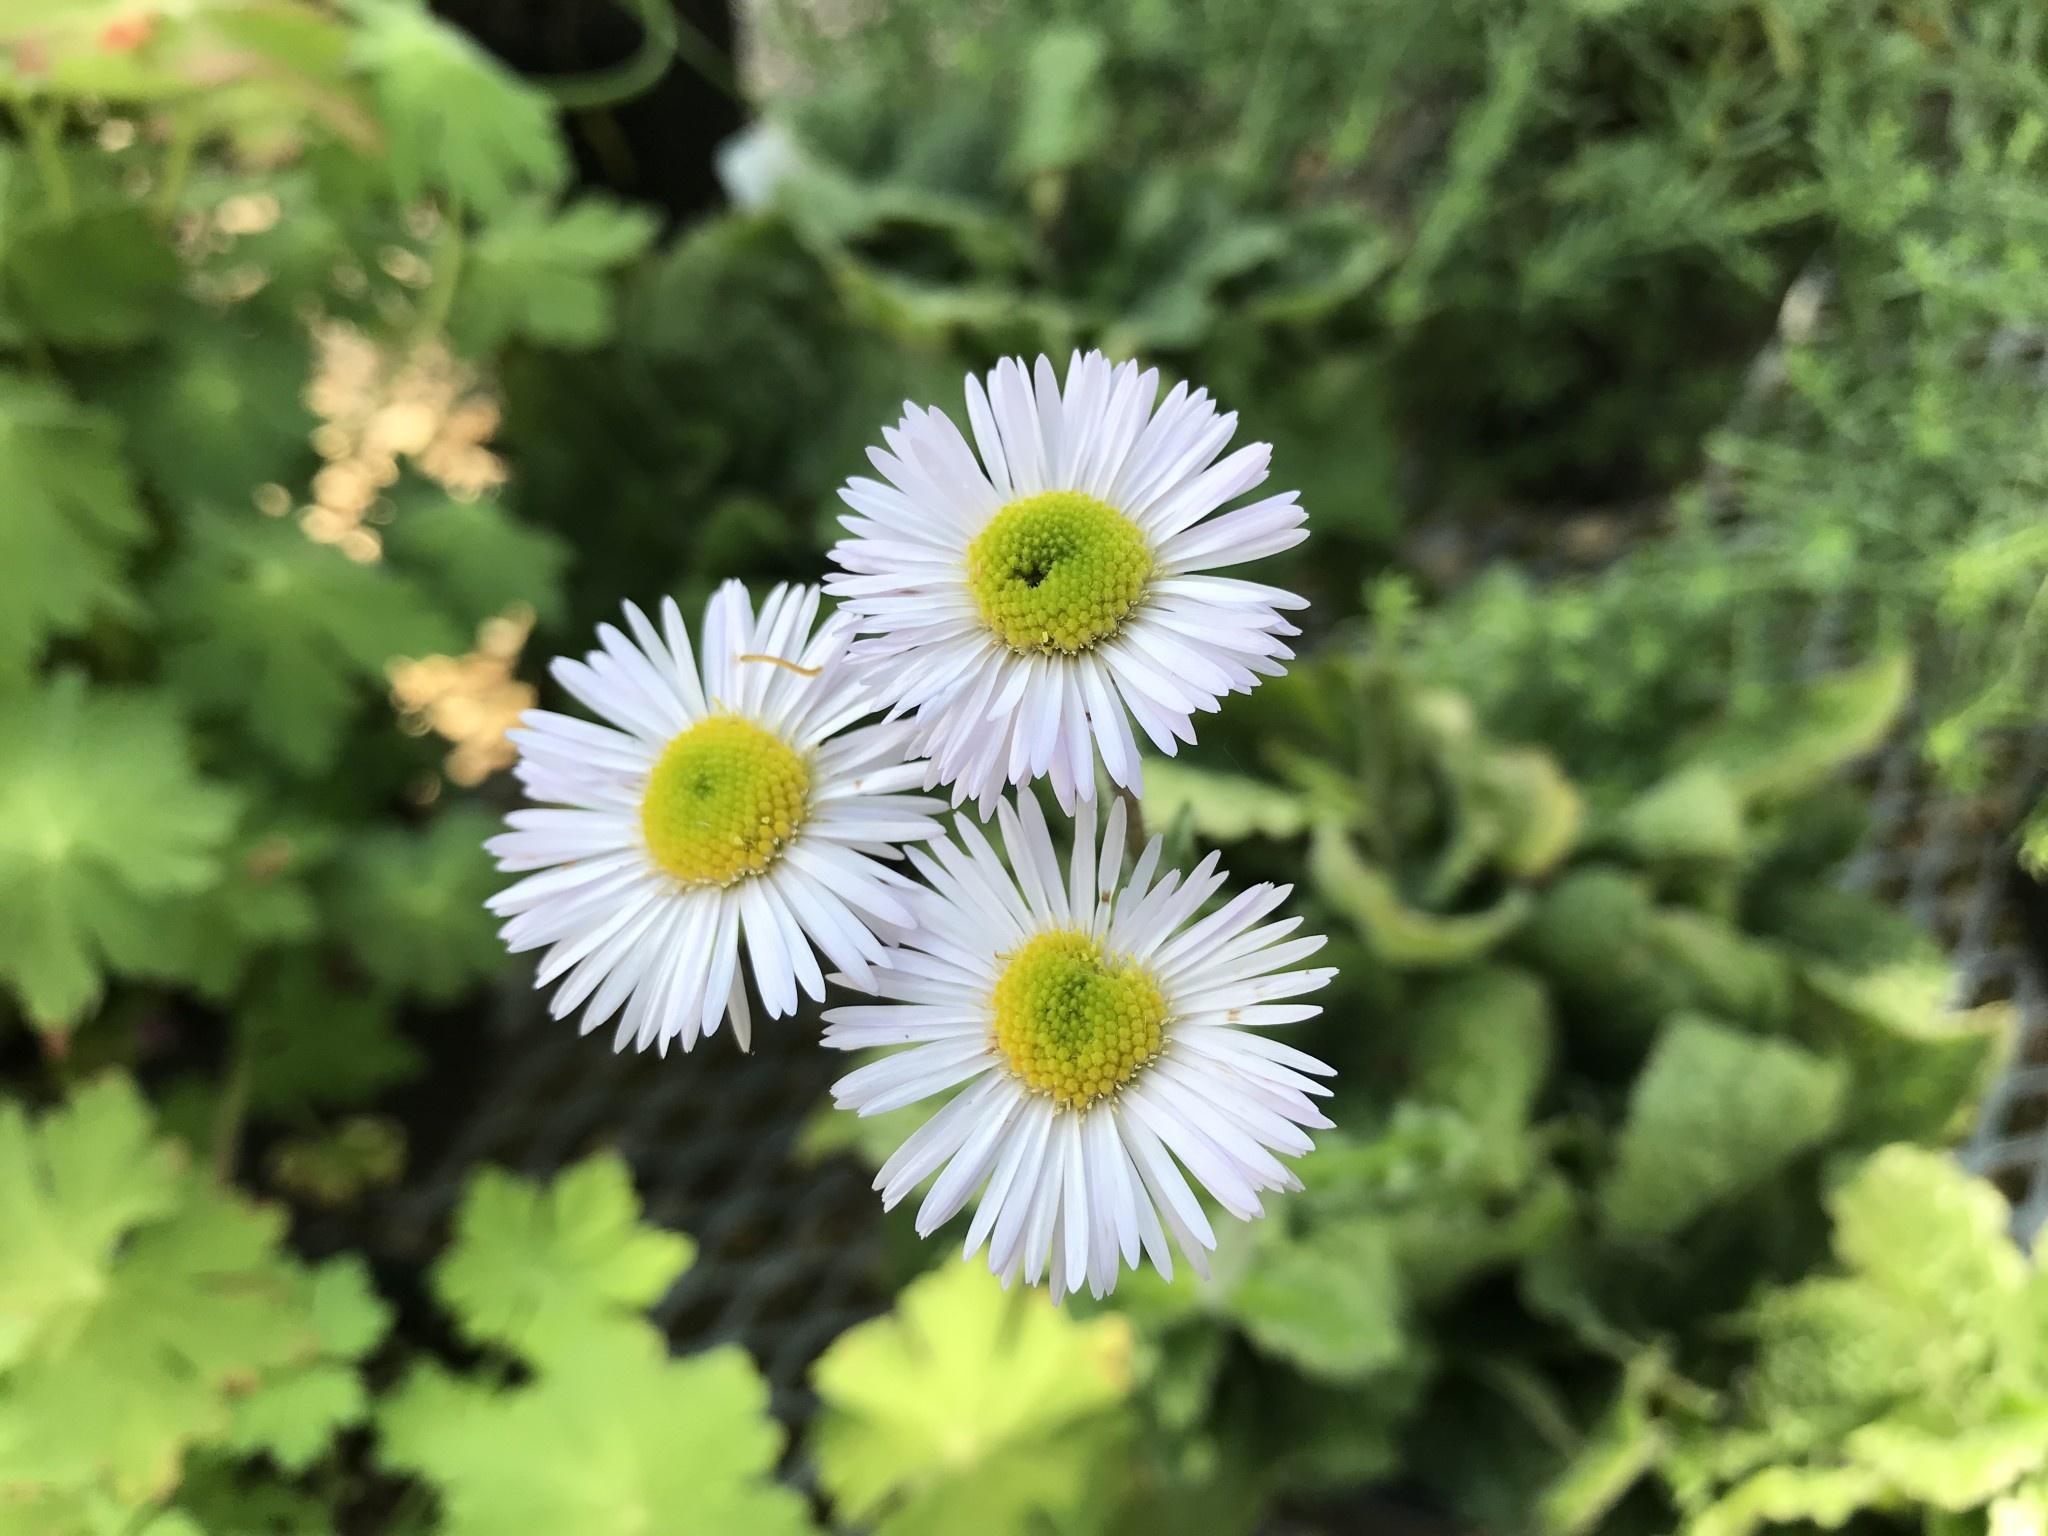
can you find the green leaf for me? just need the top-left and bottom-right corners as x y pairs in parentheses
(1385, 1158), (1571, 1306)
(148, 821), (331, 1004)
(1822, 1145), (2025, 1322)
(453, 197), (659, 354)
(95, 312), (315, 509)
(1844, 1418), (2048, 1510)
(1485, 747), (1584, 878)
(1311, 824), (1530, 968)
(4, 4), (368, 155)
(1747, 880), (1943, 976)
(1137, 759), (1308, 843)
(1226, 1219), (1409, 1383)
(222, 1363), (365, 1474)
(1690, 1463), (1889, 1536)
(1407, 965), (1554, 1133)
(380, 1331), (813, 1536)
(239, 959), (422, 1117)
(157, 511), (460, 772)
(0, 1076), (342, 1505)
(1516, 865), (1676, 1045)
(305, 1254), (392, 1361)
(1797, 962), (2008, 1145)
(327, 805), (504, 1003)
(186, 4), (377, 156)
(0, 1076), (180, 1372)
(1706, 1148), (2041, 1526)
(1681, 653), (1911, 805)
(1008, 25), (1111, 179)
(1615, 765), (1747, 865)
(1648, 910), (1795, 1034)
(812, 1261), (1136, 1536)
(1516, 867), (1791, 1050)
(434, 1155), (693, 1368)
(0, 677), (238, 1030)
(0, 372), (147, 676)
(3, 198), (182, 348)
(348, 0), (567, 219)
(1003, 24), (1105, 177)
(1600, 1015), (1846, 1242)
(385, 494), (569, 628)
(221, 1254), (396, 1467)
(0, 1487), (209, 1536)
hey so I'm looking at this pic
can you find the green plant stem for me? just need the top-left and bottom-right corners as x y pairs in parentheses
(155, 110), (201, 221)
(416, 208), (468, 341)
(537, 0), (735, 108)
(211, 1041), (252, 1186)
(17, 98), (74, 219)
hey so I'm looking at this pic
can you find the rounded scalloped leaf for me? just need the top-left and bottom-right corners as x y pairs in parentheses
(433, 1154), (694, 1367)
(811, 1261), (1136, 1535)
(0, 1075), (371, 1504)
(0, 676), (239, 1030)
(346, 0), (567, 219)
(0, 373), (147, 679)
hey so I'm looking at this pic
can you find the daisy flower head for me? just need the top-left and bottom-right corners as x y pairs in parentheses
(825, 351), (1310, 815)
(487, 581), (943, 1055)
(824, 790), (1337, 1301)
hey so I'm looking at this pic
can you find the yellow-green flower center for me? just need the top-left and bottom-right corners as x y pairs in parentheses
(991, 929), (1168, 1110)
(966, 491), (1153, 656)
(639, 715), (811, 886)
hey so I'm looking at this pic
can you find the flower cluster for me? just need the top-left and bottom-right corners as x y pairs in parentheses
(488, 352), (1335, 1298)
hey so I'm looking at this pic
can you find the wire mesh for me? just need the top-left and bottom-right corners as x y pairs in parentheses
(1839, 730), (2048, 1243)
(376, 971), (882, 1422)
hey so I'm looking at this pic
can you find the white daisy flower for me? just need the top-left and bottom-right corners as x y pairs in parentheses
(824, 790), (1337, 1301)
(487, 581), (943, 1055)
(825, 350), (1310, 814)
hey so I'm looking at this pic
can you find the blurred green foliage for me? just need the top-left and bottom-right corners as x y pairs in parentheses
(1121, 614), (2007, 1533)
(4, 0), (2047, 1532)
(839, 610), (2009, 1532)
(1648, 1145), (2048, 1536)
(748, 0), (2048, 827)
(0, 0), (619, 1087)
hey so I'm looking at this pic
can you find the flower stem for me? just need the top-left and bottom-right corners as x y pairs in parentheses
(18, 99), (73, 219)
(154, 110), (201, 221)
(211, 1035), (252, 1185)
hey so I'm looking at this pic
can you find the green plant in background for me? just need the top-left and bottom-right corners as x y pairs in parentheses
(0, 1074), (810, 1535)
(0, 1076), (388, 1532)
(379, 1153), (814, 1536)
(7, 0), (2048, 1533)
(744, 0), (1832, 599)
(1400, 3), (2048, 831)
(740, 0), (2048, 832)
(1106, 604), (2007, 1532)
(819, 596), (2007, 1533)
(0, 0), (646, 1171)
(1627, 1146), (2048, 1536)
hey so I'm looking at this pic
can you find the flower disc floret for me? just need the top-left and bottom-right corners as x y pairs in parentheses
(991, 928), (1167, 1110)
(966, 491), (1153, 657)
(639, 715), (811, 886)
